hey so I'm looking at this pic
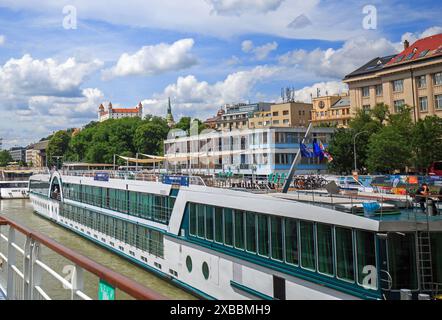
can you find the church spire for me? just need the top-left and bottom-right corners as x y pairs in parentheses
(166, 97), (175, 127)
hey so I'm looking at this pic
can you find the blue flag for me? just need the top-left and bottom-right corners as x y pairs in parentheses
(300, 143), (314, 158)
(313, 138), (325, 161)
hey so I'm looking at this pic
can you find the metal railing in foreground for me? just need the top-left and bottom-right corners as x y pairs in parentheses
(0, 216), (166, 300)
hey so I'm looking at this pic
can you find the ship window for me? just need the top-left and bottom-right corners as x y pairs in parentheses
(336, 227), (355, 282)
(317, 224), (334, 276)
(234, 211), (245, 249)
(224, 208), (234, 246)
(245, 212), (256, 253)
(356, 231), (377, 289)
(387, 232), (417, 290)
(205, 206), (214, 241)
(284, 219), (298, 265)
(431, 233), (442, 285)
(300, 221), (315, 270)
(257, 215), (269, 257)
(189, 204), (197, 236)
(197, 204), (205, 238)
(214, 207), (223, 243)
(271, 217), (283, 261)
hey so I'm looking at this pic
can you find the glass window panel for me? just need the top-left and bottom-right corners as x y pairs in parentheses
(205, 206), (214, 241)
(336, 227), (355, 281)
(317, 224), (334, 276)
(224, 208), (233, 246)
(356, 230), (377, 289)
(271, 216), (283, 261)
(189, 203), (197, 236)
(300, 221), (316, 270)
(245, 212), (256, 253)
(197, 204), (205, 238)
(285, 219), (298, 265)
(234, 211), (245, 249)
(387, 232), (417, 290)
(257, 215), (269, 256)
(431, 233), (442, 285)
(214, 207), (223, 243)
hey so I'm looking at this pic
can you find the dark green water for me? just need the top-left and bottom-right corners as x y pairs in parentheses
(0, 199), (196, 300)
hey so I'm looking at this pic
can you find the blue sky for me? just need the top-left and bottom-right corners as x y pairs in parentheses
(0, 0), (441, 148)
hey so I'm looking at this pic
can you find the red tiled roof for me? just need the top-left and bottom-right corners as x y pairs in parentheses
(386, 33), (442, 66)
(111, 108), (140, 113)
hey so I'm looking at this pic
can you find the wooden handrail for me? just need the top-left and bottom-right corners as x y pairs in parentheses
(0, 216), (166, 300)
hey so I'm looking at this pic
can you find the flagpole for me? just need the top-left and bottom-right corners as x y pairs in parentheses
(282, 122), (314, 194)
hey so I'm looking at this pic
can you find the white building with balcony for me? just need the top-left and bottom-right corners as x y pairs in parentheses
(164, 127), (335, 177)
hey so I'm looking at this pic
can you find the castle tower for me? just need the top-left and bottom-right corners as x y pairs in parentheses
(137, 102), (143, 118)
(166, 97), (175, 127)
(98, 103), (105, 121)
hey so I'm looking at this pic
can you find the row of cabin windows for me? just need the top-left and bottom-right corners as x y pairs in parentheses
(188, 203), (377, 290)
(60, 203), (164, 258)
(62, 183), (175, 224)
(29, 180), (50, 196)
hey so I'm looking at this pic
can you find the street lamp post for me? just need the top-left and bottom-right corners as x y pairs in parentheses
(353, 131), (369, 173)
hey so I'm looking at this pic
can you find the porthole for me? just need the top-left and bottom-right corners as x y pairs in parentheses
(202, 262), (209, 280)
(186, 256), (193, 273)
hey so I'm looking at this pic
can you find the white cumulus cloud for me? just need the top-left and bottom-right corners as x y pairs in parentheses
(401, 26), (442, 45)
(242, 40), (278, 60)
(142, 65), (280, 119)
(0, 54), (103, 98)
(279, 37), (400, 79)
(102, 38), (197, 79)
(293, 81), (348, 103)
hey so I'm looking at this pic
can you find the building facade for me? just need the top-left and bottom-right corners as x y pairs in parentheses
(214, 103), (272, 131)
(344, 34), (442, 121)
(98, 102), (143, 122)
(164, 127), (334, 176)
(26, 140), (49, 168)
(9, 147), (26, 163)
(311, 94), (351, 128)
(249, 102), (312, 129)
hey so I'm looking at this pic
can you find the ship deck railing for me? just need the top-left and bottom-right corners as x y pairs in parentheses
(0, 216), (166, 300)
(58, 170), (207, 186)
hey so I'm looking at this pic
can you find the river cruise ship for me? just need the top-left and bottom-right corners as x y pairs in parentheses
(28, 170), (442, 300)
(0, 170), (36, 199)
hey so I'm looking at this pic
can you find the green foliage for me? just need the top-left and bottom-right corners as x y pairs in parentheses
(0, 150), (13, 167)
(64, 115), (171, 164)
(174, 117), (208, 133)
(47, 130), (71, 167)
(327, 128), (355, 174)
(411, 116), (442, 171)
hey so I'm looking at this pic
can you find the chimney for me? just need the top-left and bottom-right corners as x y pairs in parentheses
(404, 40), (410, 50)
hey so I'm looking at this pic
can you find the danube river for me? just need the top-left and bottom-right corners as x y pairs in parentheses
(0, 199), (196, 300)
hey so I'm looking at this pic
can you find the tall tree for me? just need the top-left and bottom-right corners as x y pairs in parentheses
(47, 130), (71, 167)
(0, 150), (13, 167)
(412, 116), (442, 172)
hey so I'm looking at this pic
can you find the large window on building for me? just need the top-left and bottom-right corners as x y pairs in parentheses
(435, 95), (442, 110)
(300, 221), (315, 270)
(434, 72), (442, 86)
(394, 100), (405, 113)
(375, 84), (383, 96)
(317, 224), (334, 276)
(419, 96), (428, 112)
(336, 227), (355, 281)
(362, 86), (370, 97)
(417, 75), (427, 88)
(393, 80), (404, 92)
